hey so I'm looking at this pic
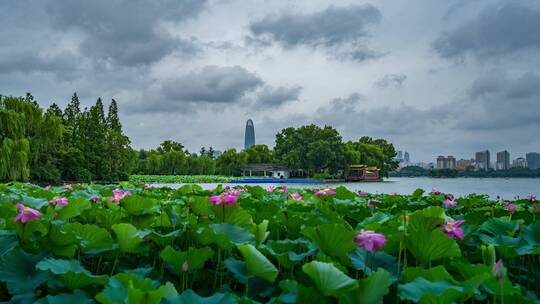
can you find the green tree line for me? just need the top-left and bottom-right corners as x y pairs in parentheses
(0, 94), (134, 183)
(135, 124), (399, 178)
(1, 94), (399, 182)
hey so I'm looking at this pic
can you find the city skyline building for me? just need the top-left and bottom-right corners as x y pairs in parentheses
(526, 152), (540, 169)
(475, 150), (490, 171)
(496, 150), (510, 170)
(244, 119), (255, 150)
(436, 155), (456, 169)
(404, 152), (410, 163)
(512, 157), (528, 168)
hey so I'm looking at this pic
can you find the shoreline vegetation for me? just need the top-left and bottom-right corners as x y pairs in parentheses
(1, 93), (399, 185)
(1, 183), (538, 302)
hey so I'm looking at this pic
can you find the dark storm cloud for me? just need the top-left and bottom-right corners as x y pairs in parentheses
(374, 74), (407, 88)
(463, 71), (540, 130)
(434, 1), (540, 59)
(162, 66), (263, 103)
(255, 86), (302, 107)
(0, 49), (80, 76)
(46, 0), (207, 66)
(249, 4), (383, 61)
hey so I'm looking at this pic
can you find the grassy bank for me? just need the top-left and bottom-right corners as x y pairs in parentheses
(130, 174), (234, 183)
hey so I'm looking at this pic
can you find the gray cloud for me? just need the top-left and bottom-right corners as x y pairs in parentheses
(0, 49), (81, 77)
(463, 71), (540, 130)
(249, 4), (383, 61)
(374, 74), (407, 88)
(162, 66), (263, 103)
(256, 86), (302, 107)
(46, 0), (207, 66)
(434, 1), (540, 59)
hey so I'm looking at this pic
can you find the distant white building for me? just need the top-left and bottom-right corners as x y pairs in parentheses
(512, 157), (527, 168)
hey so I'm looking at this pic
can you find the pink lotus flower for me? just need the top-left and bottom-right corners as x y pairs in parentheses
(431, 188), (442, 195)
(315, 188), (336, 197)
(391, 192), (398, 196)
(224, 185), (231, 190)
(182, 260), (189, 272)
(441, 219), (465, 240)
(527, 194), (536, 202)
(358, 191), (366, 197)
(492, 259), (506, 280)
(354, 230), (386, 252)
(49, 197), (68, 207)
(208, 192), (238, 206)
(231, 188), (245, 196)
(89, 197), (101, 203)
(279, 186), (288, 193)
(443, 198), (457, 208)
(15, 204), (42, 223)
(63, 184), (73, 191)
(506, 203), (517, 213)
(43, 185), (51, 190)
(108, 189), (131, 203)
(267, 186), (275, 193)
(290, 193), (302, 200)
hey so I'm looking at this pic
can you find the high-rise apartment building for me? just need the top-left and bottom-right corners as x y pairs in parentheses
(526, 152), (540, 169)
(496, 150), (510, 170)
(512, 157), (528, 168)
(475, 150), (490, 171)
(436, 156), (456, 169)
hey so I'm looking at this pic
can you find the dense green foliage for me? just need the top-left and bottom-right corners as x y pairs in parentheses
(274, 125), (398, 177)
(0, 94), (134, 183)
(1, 94), (398, 182)
(1, 183), (539, 302)
(130, 175), (234, 183)
(390, 166), (428, 177)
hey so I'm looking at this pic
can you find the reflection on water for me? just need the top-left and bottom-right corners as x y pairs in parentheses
(149, 177), (539, 199)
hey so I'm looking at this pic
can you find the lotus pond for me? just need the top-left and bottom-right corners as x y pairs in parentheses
(0, 183), (539, 303)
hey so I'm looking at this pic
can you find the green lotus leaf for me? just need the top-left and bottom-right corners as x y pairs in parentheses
(160, 245), (213, 273)
(122, 195), (159, 215)
(278, 279), (327, 304)
(340, 268), (392, 304)
(63, 222), (114, 253)
(111, 223), (149, 254)
(0, 249), (50, 294)
(57, 197), (91, 220)
(398, 278), (470, 304)
(302, 223), (357, 258)
(405, 207), (461, 263)
(349, 247), (397, 277)
(238, 244), (278, 283)
(34, 289), (93, 304)
(0, 230), (19, 258)
(197, 223), (255, 249)
(36, 258), (108, 289)
(302, 261), (358, 297)
(224, 257), (250, 284)
(96, 273), (178, 304)
(253, 219), (270, 244)
(162, 289), (237, 304)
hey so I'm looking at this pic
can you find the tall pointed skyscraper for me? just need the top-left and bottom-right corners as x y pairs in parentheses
(244, 119), (255, 149)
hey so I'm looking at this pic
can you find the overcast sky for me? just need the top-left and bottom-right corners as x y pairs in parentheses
(1, 0), (539, 162)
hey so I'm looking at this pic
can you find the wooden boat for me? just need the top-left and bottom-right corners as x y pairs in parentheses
(346, 164), (380, 182)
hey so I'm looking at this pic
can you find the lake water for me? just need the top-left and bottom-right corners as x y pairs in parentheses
(149, 177), (539, 199)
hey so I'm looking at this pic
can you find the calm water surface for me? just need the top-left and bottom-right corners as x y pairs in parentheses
(150, 177), (539, 199)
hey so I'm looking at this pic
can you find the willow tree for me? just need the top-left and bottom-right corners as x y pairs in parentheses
(0, 97), (31, 181)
